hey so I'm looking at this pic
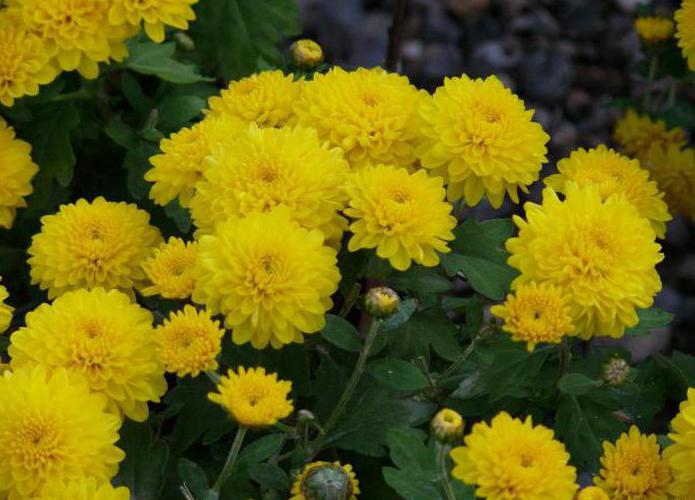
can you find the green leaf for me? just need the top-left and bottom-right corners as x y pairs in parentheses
(382, 428), (442, 500)
(125, 38), (210, 84)
(248, 463), (290, 491)
(625, 307), (673, 336)
(322, 314), (361, 352)
(178, 458), (209, 497)
(367, 359), (429, 391)
(558, 373), (603, 395)
(158, 95), (206, 131)
(164, 199), (193, 234)
(237, 434), (284, 466)
(105, 120), (139, 149)
(382, 298), (418, 332)
(386, 310), (461, 361)
(654, 351), (695, 398)
(190, 0), (300, 79)
(124, 142), (159, 200)
(388, 267), (453, 295)
(440, 218), (518, 300)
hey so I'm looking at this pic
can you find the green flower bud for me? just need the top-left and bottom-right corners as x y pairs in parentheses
(290, 39), (324, 70)
(602, 356), (630, 386)
(301, 463), (354, 500)
(364, 287), (400, 318)
(431, 408), (464, 443)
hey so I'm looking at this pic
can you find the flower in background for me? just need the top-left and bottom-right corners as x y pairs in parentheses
(594, 426), (671, 499)
(635, 16), (675, 43)
(206, 70), (303, 128)
(156, 306), (223, 377)
(193, 209), (340, 349)
(190, 125), (349, 242)
(0, 366), (124, 499)
(146, 115), (246, 207)
(9, 288), (166, 421)
(295, 67), (428, 169)
(544, 145), (671, 238)
(418, 75), (549, 207)
(676, 0), (695, 70)
(450, 411), (577, 499)
(641, 145), (695, 220)
(507, 184), (662, 339)
(108, 0), (199, 43)
(345, 165), (456, 271)
(0, 278), (12, 334)
(0, 118), (38, 229)
(290, 461), (360, 500)
(208, 366), (293, 428)
(613, 109), (685, 159)
(35, 477), (130, 500)
(664, 388), (695, 497)
(491, 281), (574, 351)
(141, 237), (199, 299)
(28, 197), (163, 298)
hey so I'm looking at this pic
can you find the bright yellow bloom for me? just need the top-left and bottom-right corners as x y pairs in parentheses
(491, 281), (575, 351)
(156, 306), (223, 377)
(208, 366), (293, 428)
(613, 109), (686, 159)
(641, 145), (695, 220)
(193, 209), (340, 349)
(9, 288), (166, 421)
(418, 75), (549, 207)
(6, 0), (133, 79)
(295, 67), (428, 170)
(108, 0), (198, 43)
(0, 118), (38, 229)
(545, 145), (671, 238)
(676, 0), (695, 70)
(576, 486), (610, 500)
(665, 388), (695, 497)
(594, 426), (672, 499)
(28, 197), (163, 298)
(635, 16), (675, 42)
(431, 408), (465, 443)
(36, 477), (130, 500)
(141, 237), (198, 299)
(190, 125), (349, 241)
(450, 411), (577, 500)
(0, 278), (12, 334)
(507, 184), (663, 339)
(146, 115), (246, 207)
(0, 16), (59, 107)
(0, 366), (124, 499)
(290, 461), (360, 500)
(207, 70), (303, 128)
(345, 165), (456, 271)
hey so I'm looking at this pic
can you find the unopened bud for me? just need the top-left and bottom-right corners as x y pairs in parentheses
(575, 486), (609, 500)
(290, 39), (324, 70)
(174, 32), (195, 51)
(299, 462), (355, 500)
(602, 356), (630, 386)
(431, 408), (464, 443)
(364, 287), (400, 318)
(298, 409), (316, 422)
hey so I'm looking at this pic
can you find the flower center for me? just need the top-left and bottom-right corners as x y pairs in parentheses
(12, 418), (63, 470)
(361, 93), (380, 107)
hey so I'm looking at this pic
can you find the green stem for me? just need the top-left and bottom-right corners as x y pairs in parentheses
(665, 79), (677, 109)
(642, 55), (658, 112)
(49, 89), (92, 103)
(438, 331), (483, 383)
(339, 282), (362, 318)
(205, 370), (221, 385)
(436, 442), (457, 500)
(559, 338), (571, 375)
(212, 426), (247, 493)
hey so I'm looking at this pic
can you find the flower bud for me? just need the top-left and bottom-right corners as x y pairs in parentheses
(290, 39), (324, 70)
(364, 287), (400, 318)
(299, 462), (355, 500)
(575, 486), (609, 500)
(602, 356), (630, 386)
(431, 408), (464, 443)
(298, 409), (316, 422)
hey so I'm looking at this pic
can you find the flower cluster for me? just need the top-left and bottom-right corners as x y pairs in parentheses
(0, 118), (38, 229)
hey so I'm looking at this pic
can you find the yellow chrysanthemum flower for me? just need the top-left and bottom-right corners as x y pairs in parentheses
(206, 70), (303, 128)
(156, 306), (223, 377)
(345, 165), (456, 271)
(676, 0), (695, 70)
(190, 125), (349, 241)
(36, 477), (130, 500)
(576, 486), (610, 500)
(141, 237), (198, 299)
(146, 115), (246, 207)
(108, 0), (198, 43)
(6, 0), (133, 79)
(0, 366), (124, 499)
(665, 388), (695, 496)
(208, 366), (293, 428)
(28, 197), (163, 298)
(294, 67), (428, 170)
(613, 109), (686, 159)
(635, 16), (675, 42)
(450, 411), (577, 500)
(594, 426), (672, 499)
(641, 145), (695, 220)
(491, 281), (575, 351)
(507, 184), (663, 339)
(193, 209), (340, 349)
(544, 145), (671, 238)
(0, 16), (59, 107)
(0, 118), (38, 229)
(418, 75), (549, 207)
(0, 278), (12, 334)
(290, 461), (360, 500)
(9, 288), (167, 421)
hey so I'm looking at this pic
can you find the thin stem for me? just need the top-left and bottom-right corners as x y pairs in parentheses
(339, 282), (362, 318)
(665, 79), (677, 109)
(212, 426), (247, 493)
(438, 332), (483, 383)
(642, 55), (658, 112)
(384, 0), (408, 72)
(436, 442), (457, 500)
(559, 338), (571, 375)
(205, 370), (221, 385)
(50, 89), (92, 103)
